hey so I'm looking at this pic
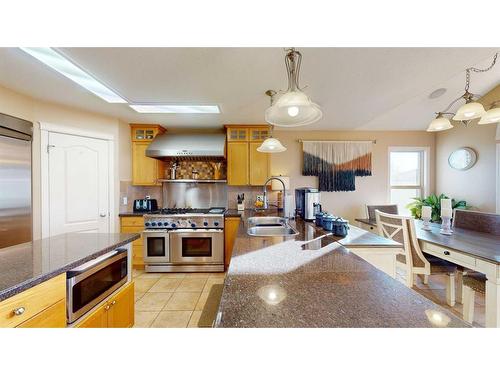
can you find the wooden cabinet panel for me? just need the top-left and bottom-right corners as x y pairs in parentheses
(107, 282), (134, 328)
(249, 128), (269, 141)
(224, 217), (241, 269)
(132, 142), (162, 186)
(227, 128), (248, 141)
(18, 299), (66, 328)
(75, 282), (134, 328)
(120, 226), (143, 247)
(74, 303), (108, 328)
(227, 142), (249, 186)
(249, 141), (269, 186)
(120, 216), (144, 227)
(0, 274), (66, 328)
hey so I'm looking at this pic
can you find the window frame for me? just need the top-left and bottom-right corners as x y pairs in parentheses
(388, 146), (430, 211)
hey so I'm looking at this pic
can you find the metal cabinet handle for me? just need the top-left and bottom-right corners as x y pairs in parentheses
(444, 251), (450, 256)
(110, 300), (116, 306)
(100, 213), (107, 217)
(13, 307), (25, 316)
(104, 304), (110, 311)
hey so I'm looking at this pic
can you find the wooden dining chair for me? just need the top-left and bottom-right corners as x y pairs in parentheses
(366, 204), (398, 222)
(375, 210), (458, 306)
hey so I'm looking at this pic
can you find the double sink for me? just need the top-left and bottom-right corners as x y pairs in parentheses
(247, 216), (299, 237)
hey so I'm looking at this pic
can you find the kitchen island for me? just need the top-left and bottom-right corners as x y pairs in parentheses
(0, 232), (139, 328)
(216, 211), (469, 328)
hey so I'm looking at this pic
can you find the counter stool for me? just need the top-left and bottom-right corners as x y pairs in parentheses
(462, 273), (486, 324)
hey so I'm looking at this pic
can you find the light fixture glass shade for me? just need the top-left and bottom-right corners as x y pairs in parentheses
(452, 101), (486, 121)
(478, 107), (500, 124)
(265, 91), (322, 127)
(257, 137), (287, 153)
(426, 116), (453, 132)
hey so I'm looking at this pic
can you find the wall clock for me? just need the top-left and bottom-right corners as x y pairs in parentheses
(448, 147), (477, 170)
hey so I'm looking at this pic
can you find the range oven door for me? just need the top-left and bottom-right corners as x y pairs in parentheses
(143, 229), (170, 263)
(170, 229), (223, 264)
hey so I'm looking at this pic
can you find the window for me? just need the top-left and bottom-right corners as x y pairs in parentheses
(389, 148), (429, 215)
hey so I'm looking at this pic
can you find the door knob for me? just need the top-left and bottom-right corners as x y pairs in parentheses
(100, 213), (107, 217)
(13, 307), (25, 316)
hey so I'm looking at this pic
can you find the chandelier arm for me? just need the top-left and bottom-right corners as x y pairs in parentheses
(293, 50), (302, 91)
(441, 95), (464, 114)
(285, 52), (294, 92)
(464, 52), (498, 92)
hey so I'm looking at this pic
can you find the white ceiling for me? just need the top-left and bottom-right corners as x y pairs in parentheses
(0, 47), (499, 131)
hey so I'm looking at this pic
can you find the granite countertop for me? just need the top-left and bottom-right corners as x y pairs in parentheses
(215, 210), (469, 328)
(355, 217), (377, 226)
(119, 211), (146, 217)
(0, 232), (140, 302)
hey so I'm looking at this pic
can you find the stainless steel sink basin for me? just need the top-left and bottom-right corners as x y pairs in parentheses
(247, 216), (298, 237)
(247, 216), (288, 227)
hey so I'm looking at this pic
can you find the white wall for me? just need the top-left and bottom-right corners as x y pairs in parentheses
(270, 130), (436, 223)
(0, 84), (122, 239)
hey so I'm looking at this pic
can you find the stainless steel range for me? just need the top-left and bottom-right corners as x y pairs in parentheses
(143, 207), (225, 272)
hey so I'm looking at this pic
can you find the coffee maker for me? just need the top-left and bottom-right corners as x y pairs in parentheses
(295, 188), (321, 221)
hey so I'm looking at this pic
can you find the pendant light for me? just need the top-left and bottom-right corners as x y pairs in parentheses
(258, 90), (287, 153)
(265, 48), (322, 127)
(478, 101), (500, 124)
(427, 52), (498, 131)
(426, 112), (454, 132)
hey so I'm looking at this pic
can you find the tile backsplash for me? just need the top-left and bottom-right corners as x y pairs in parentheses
(165, 161), (226, 180)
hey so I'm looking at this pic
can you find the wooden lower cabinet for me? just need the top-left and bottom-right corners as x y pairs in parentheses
(224, 216), (241, 269)
(75, 282), (135, 328)
(0, 274), (66, 328)
(120, 216), (145, 269)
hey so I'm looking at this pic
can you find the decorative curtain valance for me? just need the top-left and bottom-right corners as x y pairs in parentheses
(302, 141), (373, 192)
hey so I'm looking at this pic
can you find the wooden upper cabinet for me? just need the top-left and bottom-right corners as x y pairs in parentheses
(225, 125), (270, 186)
(249, 141), (270, 185)
(227, 142), (249, 185)
(130, 124), (165, 186)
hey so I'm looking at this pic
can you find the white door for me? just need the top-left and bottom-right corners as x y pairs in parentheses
(48, 132), (110, 236)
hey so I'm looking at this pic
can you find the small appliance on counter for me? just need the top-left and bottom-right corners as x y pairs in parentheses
(332, 217), (350, 237)
(237, 193), (245, 211)
(295, 187), (321, 221)
(133, 197), (158, 213)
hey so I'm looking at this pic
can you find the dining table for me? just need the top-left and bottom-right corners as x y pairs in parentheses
(355, 218), (500, 328)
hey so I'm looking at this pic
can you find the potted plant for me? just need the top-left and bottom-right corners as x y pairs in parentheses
(406, 193), (468, 222)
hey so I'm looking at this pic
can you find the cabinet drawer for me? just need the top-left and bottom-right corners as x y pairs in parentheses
(0, 274), (66, 328)
(422, 242), (476, 268)
(17, 299), (66, 328)
(121, 216), (144, 227)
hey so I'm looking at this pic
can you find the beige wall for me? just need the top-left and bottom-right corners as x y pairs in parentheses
(435, 85), (500, 213)
(270, 130), (436, 223)
(271, 131), (435, 221)
(0, 84), (122, 239)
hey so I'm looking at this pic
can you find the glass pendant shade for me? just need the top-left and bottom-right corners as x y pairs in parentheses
(426, 115), (453, 132)
(453, 101), (486, 121)
(265, 91), (323, 127)
(478, 107), (500, 124)
(257, 137), (287, 153)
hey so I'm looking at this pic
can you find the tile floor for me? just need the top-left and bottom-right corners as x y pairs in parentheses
(397, 271), (485, 327)
(132, 269), (225, 328)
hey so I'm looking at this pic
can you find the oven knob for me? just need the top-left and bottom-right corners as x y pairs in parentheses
(171, 223), (177, 228)
(191, 223), (196, 228)
(163, 222), (169, 227)
(157, 222), (163, 227)
(214, 221), (219, 227)
(145, 222), (151, 227)
(203, 221), (208, 227)
(151, 222), (157, 227)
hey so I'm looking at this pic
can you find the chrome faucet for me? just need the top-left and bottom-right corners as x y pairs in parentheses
(262, 177), (286, 216)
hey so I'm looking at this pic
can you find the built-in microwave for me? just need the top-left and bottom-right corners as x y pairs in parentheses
(66, 249), (128, 324)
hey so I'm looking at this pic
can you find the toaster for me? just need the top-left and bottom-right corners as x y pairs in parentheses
(133, 198), (158, 213)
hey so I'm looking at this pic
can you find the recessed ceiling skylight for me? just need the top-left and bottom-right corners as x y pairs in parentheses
(129, 104), (220, 114)
(19, 47), (126, 103)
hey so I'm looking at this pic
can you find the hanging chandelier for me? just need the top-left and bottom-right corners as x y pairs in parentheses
(258, 90), (287, 153)
(265, 48), (322, 127)
(427, 52), (499, 132)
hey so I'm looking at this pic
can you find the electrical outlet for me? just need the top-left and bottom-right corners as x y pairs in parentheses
(122, 196), (128, 205)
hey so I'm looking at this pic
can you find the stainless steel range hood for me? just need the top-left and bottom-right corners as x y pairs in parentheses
(145, 132), (226, 160)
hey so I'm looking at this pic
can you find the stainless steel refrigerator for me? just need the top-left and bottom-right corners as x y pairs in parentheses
(0, 113), (33, 249)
